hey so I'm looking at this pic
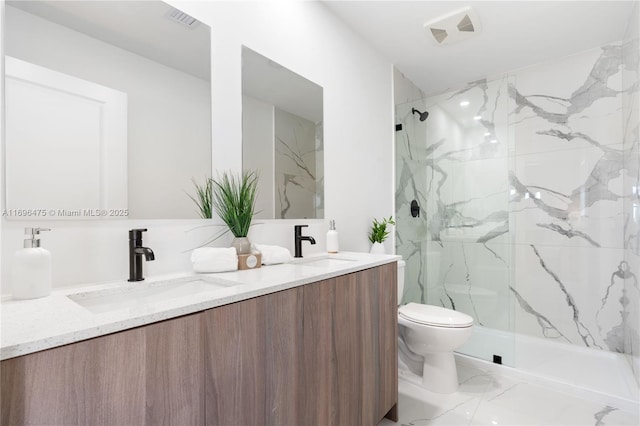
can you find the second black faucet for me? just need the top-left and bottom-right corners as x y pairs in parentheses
(294, 225), (316, 258)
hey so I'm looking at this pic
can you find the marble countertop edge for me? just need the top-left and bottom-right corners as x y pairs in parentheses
(1, 252), (400, 360)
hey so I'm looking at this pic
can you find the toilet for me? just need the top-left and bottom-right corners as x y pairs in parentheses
(397, 260), (473, 394)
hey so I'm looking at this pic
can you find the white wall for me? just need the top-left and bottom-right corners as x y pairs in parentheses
(243, 94), (275, 219)
(179, 0), (394, 248)
(1, 1), (394, 295)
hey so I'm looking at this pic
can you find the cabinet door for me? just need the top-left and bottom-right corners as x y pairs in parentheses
(203, 287), (303, 426)
(1, 327), (146, 425)
(1, 313), (204, 426)
(300, 278), (337, 426)
(302, 263), (398, 426)
(145, 314), (204, 425)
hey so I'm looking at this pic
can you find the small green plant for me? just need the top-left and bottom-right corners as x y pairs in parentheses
(187, 178), (213, 219)
(211, 170), (259, 238)
(368, 216), (395, 244)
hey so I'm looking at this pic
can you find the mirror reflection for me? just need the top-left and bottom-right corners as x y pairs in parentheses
(242, 46), (324, 220)
(4, 0), (211, 220)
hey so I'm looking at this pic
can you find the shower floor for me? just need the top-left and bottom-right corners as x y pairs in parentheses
(379, 355), (639, 426)
(460, 325), (639, 403)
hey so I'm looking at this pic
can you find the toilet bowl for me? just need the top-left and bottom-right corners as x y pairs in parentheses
(397, 260), (473, 394)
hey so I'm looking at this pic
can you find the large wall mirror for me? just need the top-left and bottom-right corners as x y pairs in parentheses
(242, 46), (324, 220)
(3, 0), (211, 220)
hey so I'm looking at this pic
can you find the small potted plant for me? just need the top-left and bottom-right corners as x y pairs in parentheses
(210, 170), (259, 254)
(368, 216), (395, 254)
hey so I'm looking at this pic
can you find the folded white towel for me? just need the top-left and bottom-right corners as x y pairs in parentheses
(254, 244), (293, 265)
(191, 247), (238, 273)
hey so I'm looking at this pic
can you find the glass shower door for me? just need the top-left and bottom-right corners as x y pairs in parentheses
(395, 77), (515, 366)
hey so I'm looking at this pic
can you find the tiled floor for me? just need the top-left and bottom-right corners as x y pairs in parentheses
(379, 356), (639, 426)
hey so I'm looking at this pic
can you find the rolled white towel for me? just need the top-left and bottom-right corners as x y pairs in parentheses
(254, 244), (293, 265)
(191, 247), (238, 273)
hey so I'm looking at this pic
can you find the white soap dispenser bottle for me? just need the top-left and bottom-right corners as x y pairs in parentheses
(327, 220), (339, 253)
(11, 227), (52, 300)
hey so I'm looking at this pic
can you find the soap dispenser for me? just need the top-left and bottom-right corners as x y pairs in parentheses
(11, 227), (52, 300)
(326, 220), (339, 253)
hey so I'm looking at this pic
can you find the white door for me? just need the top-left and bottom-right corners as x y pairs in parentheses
(5, 56), (127, 218)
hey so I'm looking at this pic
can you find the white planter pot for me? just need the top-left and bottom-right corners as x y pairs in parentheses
(369, 242), (385, 254)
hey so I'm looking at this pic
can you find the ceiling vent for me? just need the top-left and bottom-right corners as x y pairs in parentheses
(165, 7), (200, 29)
(424, 7), (481, 46)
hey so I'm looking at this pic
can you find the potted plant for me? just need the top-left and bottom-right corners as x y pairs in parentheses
(210, 170), (259, 254)
(368, 216), (395, 254)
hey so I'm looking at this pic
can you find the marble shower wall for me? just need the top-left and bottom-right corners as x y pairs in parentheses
(396, 97), (429, 305)
(510, 43), (637, 355)
(622, 3), (640, 384)
(396, 41), (639, 361)
(274, 108), (323, 219)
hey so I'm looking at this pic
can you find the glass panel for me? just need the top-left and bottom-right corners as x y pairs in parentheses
(242, 46), (324, 219)
(4, 1), (211, 220)
(395, 76), (514, 366)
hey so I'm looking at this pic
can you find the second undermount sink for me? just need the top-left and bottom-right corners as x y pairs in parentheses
(293, 257), (356, 268)
(68, 278), (229, 314)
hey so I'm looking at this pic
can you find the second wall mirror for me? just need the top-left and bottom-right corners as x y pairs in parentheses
(241, 46), (324, 220)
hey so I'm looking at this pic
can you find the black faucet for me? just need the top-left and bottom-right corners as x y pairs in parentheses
(128, 229), (155, 282)
(294, 225), (316, 258)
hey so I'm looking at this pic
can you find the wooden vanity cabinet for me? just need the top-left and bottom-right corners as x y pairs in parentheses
(1, 313), (203, 425)
(204, 262), (398, 425)
(303, 262), (398, 425)
(203, 286), (304, 426)
(1, 263), (397, 426)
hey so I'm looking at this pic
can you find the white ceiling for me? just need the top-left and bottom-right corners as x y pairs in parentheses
(7, 0), (210, 81)
(323, 1), (637, 95)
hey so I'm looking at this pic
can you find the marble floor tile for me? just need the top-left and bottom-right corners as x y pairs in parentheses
(379, 357), (639, 426)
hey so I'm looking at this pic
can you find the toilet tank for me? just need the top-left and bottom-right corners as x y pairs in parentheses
(397, 260), (405, 304)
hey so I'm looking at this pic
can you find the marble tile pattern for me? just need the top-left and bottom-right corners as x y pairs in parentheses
(395, 41), (640, 363)
(394, 67), (426, 105)
(274, 108), (323, 219)
(377, 356), (639, 426)
(622, 4), (640, 386)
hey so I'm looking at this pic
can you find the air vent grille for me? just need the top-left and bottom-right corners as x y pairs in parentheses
(423, 7), (480, 46)
(457, 15), (475, 32)
(165, 7), (200, 29)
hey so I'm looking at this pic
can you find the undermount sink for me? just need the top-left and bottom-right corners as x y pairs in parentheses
(294, 257), (356, 268)
(68, 278), (228, 314)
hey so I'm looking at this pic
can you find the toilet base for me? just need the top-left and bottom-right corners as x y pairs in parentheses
(420, 351), (459, 394)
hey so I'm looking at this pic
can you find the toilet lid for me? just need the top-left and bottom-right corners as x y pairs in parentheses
(399, 303), (473, 328)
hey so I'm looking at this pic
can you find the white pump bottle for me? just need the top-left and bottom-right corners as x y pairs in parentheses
(12, 227), (52, 300)
(326, 220), (339, 253)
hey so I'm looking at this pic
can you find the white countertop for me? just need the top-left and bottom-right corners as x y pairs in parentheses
(1, 252), (399, 360)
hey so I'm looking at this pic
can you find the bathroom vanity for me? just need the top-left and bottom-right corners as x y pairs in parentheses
(0, 253), (398, 425)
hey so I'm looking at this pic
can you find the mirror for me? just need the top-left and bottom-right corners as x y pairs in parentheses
(242, 46), (324, 220)
(4, 0), (211, 220)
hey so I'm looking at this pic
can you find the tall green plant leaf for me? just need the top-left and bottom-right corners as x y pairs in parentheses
(187, 178), (213, 219)
(211, 170), (259, 237)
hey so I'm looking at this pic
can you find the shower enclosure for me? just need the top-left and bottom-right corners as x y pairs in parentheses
(395, 34), (639, 401)
(395, 77), (514, 365)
